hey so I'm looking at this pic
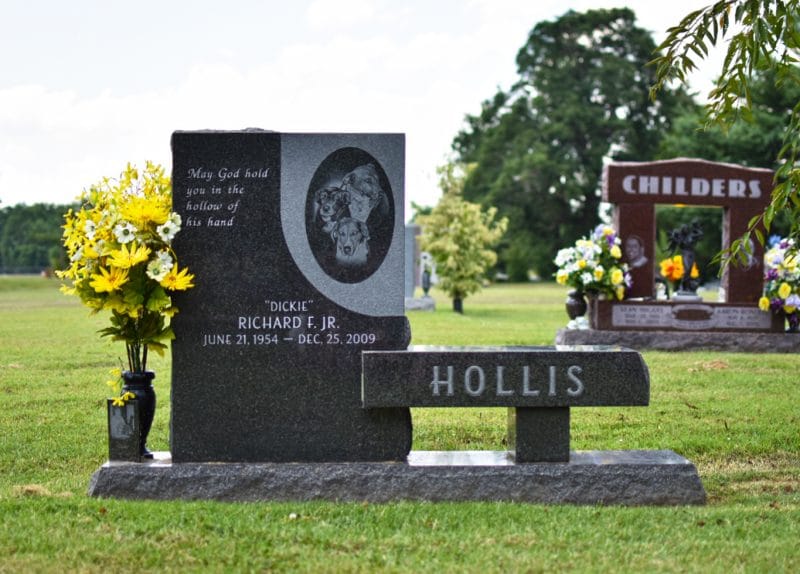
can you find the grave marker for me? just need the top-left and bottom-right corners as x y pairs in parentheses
(87, 130), (707, 506)
(603, 158), (773, 302)
(170, 130), (411, 462)
(362, 346), (649, 462)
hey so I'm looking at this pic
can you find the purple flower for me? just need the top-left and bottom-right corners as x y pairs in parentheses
(771, 298), (784, 311)
(785, 294), (800, 308)
(766, 268), (779, 281)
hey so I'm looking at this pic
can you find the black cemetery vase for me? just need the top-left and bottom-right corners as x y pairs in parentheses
(565, 289), (588, 320)
(122, 370), (156, 459)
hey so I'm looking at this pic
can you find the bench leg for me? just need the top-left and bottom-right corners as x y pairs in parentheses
(507, 407), (570, 463)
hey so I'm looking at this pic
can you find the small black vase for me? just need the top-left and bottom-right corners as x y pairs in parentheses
(122, 370), (156, 459)
(565, 289), (588, 320)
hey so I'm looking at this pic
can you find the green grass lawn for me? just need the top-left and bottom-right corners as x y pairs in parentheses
(1, 277), (798, 572)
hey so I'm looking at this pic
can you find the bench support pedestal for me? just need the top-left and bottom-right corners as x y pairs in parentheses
(508, 407), (570, 462)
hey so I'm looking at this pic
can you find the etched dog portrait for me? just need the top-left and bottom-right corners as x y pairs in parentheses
(305, 148), (394, 283)
(341, 163), (389, 223)
(314, 186), (350, 233)
(332, 217), (370, 266)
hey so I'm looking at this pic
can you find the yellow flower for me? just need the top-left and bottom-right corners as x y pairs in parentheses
(105, 379), (121, 394)
(610, 245), (622, 259)
(758, 296), (771, 311)
(577, 259), (587, 269)
(83, 242), (100, 259)
(111, 396), (126, 407)
(121, 392), (136, 401)
(785, 303), (797, 314)
(615, 286), (625, 300)
(120, 195), (170, 227)
(108, 241), (151, 269)
(690, 263), (700, 279)
(593, 267), (605, 281)
(160, 265), (195, 291)
(556, 270), (568, 285)
(610, 268), (624, 285)
(602, 226), (614, 236)
(659, 255), (684, 282)
(89, 266), (129, 293)
(778, 282), (792, 299)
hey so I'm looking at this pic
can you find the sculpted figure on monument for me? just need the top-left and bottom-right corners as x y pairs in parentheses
(668, 221), (703, 295)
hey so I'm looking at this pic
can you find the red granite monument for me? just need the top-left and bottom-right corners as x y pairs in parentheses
(585, 158), (784, 334)
(604, 158), (772, 302)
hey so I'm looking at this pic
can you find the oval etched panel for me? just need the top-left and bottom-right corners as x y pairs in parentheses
(305, 147), (394, 284)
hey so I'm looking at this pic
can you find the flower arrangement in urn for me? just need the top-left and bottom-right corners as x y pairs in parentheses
(57, 162), (194, 456)
(759, 237), (800, 332)
(554, 224), (632, 302)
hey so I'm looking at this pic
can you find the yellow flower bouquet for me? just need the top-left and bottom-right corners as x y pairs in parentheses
(57, 162), (194, 385)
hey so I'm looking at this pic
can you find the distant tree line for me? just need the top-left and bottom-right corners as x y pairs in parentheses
(0, 203), (71, 274)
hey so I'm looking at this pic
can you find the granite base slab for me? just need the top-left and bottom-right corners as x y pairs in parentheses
(555, 328), (800, 352)
(88, 450), (705, 506)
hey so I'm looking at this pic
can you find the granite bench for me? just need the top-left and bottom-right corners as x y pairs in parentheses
(362, 345), (649, 462)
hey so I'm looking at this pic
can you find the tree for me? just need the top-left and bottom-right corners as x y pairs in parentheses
(655, 67), (798, 277)
(418, 163), (507, 313)
(453, 8), (688, 280)
(0, 203), (69, 273)
(650, 0), (800, 265)
(658, 67), (800, 170)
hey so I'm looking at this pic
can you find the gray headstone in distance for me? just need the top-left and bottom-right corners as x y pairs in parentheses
(170, 131), (411, 462)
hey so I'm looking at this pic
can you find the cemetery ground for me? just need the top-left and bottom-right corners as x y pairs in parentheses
(1, 276), (798, 573)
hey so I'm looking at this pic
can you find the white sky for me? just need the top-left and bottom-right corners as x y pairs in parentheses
(0, 0), (722, 214)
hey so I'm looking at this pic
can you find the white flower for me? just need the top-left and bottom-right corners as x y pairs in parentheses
(146, 260), (169, 282)
(84, 220), (96, 240)
(554, 248), (574, 267)
(114, 222), (137, 244)
(146, 250), (173, 281)
(156, 250), (173, 268)
(157, 213), (182, 242)
(581, 272), (593, 285)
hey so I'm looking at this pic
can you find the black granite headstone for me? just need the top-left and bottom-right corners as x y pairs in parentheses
(170, 131), (411, 462)
(362, 345), (650, 462)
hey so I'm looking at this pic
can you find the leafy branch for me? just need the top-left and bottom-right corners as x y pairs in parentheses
(650, 0), (800, 269)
